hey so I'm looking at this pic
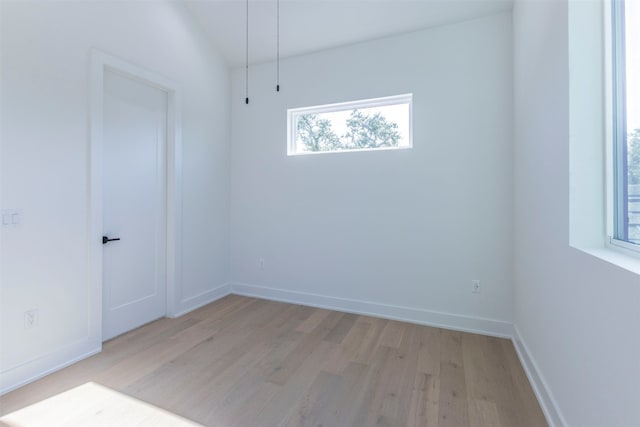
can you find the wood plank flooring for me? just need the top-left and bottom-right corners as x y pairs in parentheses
(0, 296), (547, 426)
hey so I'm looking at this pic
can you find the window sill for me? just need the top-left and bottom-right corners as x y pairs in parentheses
(287, 145), (412, 157)
(572, 244), (640, 276)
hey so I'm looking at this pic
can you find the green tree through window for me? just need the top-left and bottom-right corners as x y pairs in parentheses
(296, 110), (401, 152)
(628, 129), (640, 243)
(629, 129), (640, 185)
(344, 110), (400, 149)
(296, 114), (340, 152)
(288, 94), (412, 155)
(612, 0), (640, 246)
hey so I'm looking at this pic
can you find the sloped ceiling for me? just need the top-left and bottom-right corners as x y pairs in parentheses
(183, 0), (513, 67)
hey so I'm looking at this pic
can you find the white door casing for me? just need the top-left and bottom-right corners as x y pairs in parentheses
(89, 50), (182, 346)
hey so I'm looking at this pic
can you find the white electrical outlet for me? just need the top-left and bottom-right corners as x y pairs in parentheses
(472, 280), (481, 294)
(24, 309), (39, 329)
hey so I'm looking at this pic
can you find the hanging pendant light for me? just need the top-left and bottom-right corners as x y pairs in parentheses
(276, 0), (280, 92)
(245, 0), (249, 104)
(244, 0), (281, 101)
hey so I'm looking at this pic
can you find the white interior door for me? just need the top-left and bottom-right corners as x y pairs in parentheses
(102, 69), (168, 341)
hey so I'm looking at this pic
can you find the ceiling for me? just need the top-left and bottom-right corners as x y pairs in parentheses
(183, 0), (513, 67)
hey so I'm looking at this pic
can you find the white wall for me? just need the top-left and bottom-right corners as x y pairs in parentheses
(3, 1), (637, 422)
(230, 13), (514, 335)
(513, 1), (640, 425)
(0, 0), (230, 393)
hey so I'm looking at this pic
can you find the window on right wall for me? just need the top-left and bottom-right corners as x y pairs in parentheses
(611, 0), (640, 249)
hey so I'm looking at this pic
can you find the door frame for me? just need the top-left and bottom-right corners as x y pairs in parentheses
(88, 49), (182, 344)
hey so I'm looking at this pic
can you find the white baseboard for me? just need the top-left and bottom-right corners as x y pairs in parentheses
(171, 282), (232, 318)
(230, 282), (513, 338)
(4, 280), (561, 427)
(512, 325), (566, 427)
(0, 342), (101, 396)
(1, 283), (232, 396)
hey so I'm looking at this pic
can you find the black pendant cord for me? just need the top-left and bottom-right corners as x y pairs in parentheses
(276, 0), (280, 92)
(245, 0), (249, 104)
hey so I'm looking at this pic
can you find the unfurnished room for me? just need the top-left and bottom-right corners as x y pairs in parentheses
(0, 0), (639, 426)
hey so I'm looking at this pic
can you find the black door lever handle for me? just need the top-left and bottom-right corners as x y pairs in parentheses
(102, 236), (121, 245)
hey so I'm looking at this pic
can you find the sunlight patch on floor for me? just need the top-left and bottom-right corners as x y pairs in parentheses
(0, 382), (202, 427)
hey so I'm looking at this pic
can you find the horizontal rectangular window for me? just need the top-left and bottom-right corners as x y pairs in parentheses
(611, 0), (640, 249)
(287, 94), (412, 156)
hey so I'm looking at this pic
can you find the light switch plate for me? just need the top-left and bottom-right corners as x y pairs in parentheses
(1, 209), (22, 227)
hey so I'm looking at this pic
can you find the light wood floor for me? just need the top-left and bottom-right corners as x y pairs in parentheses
(0, 295), (547, 426)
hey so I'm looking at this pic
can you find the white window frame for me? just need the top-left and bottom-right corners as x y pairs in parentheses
(605, 0), (640, 255)
(287, 94), (413, 156)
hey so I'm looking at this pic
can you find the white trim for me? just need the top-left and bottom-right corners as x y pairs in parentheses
(287, 93), (413, 156)
(290, 93), (414, 116)
(0, 344), (100, 395)
(512, 325), (567, 427)
(89, 50), (183, 342)
(169, 283), (233, 318)
(607, 236), (640, 257)
(606, 0), (640, 250)
(604, 0), (615, 242)
(287, 145), (413, 157)
(230, 282), (512, 338)
(0, 279), (229, 394)
(601, 2), (640, 263)
(166, 87), (183, 316)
